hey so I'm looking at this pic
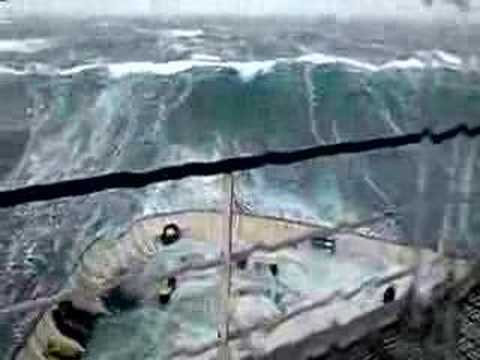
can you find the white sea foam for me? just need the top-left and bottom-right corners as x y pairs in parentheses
(297, 53), (377, 72)
(0, 50), (466, 80)
(190, 53), (222, 62)
(58, 63), (104, 76)
(224, 60), (277, 81)
(108, 59), (276, 82)
(0, 38), (52, 53)
(299, 52), (429, 72)
(299, 51), (463, 72)
(108, 61), (199, 78)
(433, 50), (462, 67)
(379, 58), (426, 70)
(165, 29), (204, 38)
(0, 65), (27, 76)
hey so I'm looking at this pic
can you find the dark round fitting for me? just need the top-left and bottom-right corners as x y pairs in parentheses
(269, 264), (279, 277)
(383, 285), (396, 304)
(158, 276), (177, 306)
(167, 277), (177, 292)
(159, 223), (181, 246)
(158, 293), (172, 305)
(237, 259), (248, 270)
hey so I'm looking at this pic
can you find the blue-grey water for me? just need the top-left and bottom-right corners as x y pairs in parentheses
(0, 16), (479, 357)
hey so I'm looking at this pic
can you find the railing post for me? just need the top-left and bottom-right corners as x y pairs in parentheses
(218, 174), (235, 360)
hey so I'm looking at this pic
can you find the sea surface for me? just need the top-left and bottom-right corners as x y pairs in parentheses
(0, 15), (479, 357)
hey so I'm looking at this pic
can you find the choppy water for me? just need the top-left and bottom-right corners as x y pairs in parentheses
(84, 238), (386, 360)
(0, 16), (479, 357)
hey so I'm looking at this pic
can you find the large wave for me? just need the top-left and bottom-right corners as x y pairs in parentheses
(0, 49), (479, 356)
(1, 51), (479, 223)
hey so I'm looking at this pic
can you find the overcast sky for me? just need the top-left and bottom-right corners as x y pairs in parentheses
(10, 0), (479, 18)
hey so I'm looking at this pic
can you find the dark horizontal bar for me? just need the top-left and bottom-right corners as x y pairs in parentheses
(0, 123), (478, 208)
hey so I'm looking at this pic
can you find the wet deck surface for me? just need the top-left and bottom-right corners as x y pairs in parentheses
(17, 211), (471, 360)
(83, 235), (395, 360)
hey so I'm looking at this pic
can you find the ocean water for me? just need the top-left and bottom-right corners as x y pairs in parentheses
(84, 238), (386, 360)
(0, 16), (479, 357)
